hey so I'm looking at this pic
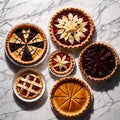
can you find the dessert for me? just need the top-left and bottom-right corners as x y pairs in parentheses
(13, 68), (45, 102)
(79, 42), (119, 81)
(50, 76), (91, 117)
(6, 23), (47, 66)
(49, 50), (75, 77)
(49, 8), (94, 49)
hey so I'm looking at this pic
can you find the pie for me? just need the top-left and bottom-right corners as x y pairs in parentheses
(6, 23), (47, 66)
(50, 76), (91, 117)
(49, 50), (75, 77)
(79, 42), (119, 81)
(49, 8), (94, 49)
(15, 69), (43, 100)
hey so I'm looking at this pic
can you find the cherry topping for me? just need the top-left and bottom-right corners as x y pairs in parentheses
(22, 89), (27, 95)
(59, 53), (64, 58)
(25, 83), (30, 87)
(36, 78), (40, 83)
(29, 75), (34, 81)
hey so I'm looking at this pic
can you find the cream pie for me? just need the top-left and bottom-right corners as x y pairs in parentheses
(50, 76), (91, 117)
(79, 42), (119, 81)
(6, 23), (47, 66)
(49, 8), (94, 49)
(49, 50), (75, 77)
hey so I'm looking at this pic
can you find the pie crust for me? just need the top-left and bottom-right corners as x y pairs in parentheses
(48, 50), (75, 77)
(13, 68), (45, 101)
(6, 23), (47, 66)
(50, 76), (91, 117)
(79, 42), (119, 81)
(49, 8), (94, 49)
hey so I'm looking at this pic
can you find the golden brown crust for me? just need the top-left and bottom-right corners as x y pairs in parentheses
(49, 8), (94, 49)
(48, 50), (75, 76)
(79, 42), (119, 81)
(50, 76), (91, 117)
(6, 23), (47, 66)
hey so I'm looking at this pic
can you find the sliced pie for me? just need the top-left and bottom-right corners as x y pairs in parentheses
(50, 76), (91, 117)
(6, 23), (47, 66)
(49, 50), (75, 77)
(79, 42), (119, 81)
(49, 8), (94, 49)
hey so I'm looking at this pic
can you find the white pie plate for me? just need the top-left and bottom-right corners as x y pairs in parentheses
(13, 68), (46, 102)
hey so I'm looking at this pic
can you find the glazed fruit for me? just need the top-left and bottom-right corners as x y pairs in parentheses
(79, 42), (119, 81)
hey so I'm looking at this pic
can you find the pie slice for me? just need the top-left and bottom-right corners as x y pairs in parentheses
(79, 42), (119, 81)
(50, 76), (91, 117)
(49, 8), (94, 49)
(6, 23), (47, 66)
(49, 50), (75, 77)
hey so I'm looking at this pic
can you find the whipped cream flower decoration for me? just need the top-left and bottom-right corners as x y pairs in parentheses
(55, 13), (88, 45)
(53, 55), (69, 71)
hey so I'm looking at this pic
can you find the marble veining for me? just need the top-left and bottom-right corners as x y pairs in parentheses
(0, 0), (120, 120)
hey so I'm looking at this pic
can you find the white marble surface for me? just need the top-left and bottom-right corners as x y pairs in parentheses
(0, 0), (120, 120)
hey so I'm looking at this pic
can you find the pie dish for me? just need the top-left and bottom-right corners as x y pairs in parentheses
(79, 42), (119, 81)
(48, 50), (75, 77)
(49, 8), (94, 49)
(13, 68), (45, 102)
(50, 76), (91, 117)
(6, 23), (48, 67)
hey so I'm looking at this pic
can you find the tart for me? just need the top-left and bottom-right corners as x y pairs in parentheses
(6, 23), (48, 66)
(50, 76), (91, 117)
(49, 50), (75, 77)
(13, 68), (45, 102)
(49, 8), (94, 49)
(79, 42), (119, 81)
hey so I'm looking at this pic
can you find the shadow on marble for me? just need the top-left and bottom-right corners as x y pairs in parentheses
(5, 53), (23, 74)
(51, 95), (94, 120)
(81, 64), (120, 92)
(13, 87), (48, 110)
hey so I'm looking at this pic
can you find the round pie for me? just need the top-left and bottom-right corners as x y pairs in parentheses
(49, 8), (94, 49)
(48, 50), (75, 77)
(6, 23), (48, 66)
(50, 76), (91, 117)
(13, 68), (45, 102)
(79, 42), (119, 81)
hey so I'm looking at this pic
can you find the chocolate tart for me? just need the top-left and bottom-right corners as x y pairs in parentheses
(50, 76), (91, 117)
(48, 50), (75, 77)
(79, 42), (119, 81)
(6, 23), (48, 66)
(13, 68), (45, 102)
(49, 8), (94, 49)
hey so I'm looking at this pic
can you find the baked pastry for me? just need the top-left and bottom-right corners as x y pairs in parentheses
(50, 76), (91, 117)
(79, 42), (119, 81)
(15, 69), (43, 100)
(49, 8), (94, 49)
(6, 23), (47, 66)
(48, 50), (75, 77)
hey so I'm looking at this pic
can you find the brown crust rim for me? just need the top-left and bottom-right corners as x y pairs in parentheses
(50, 76), (91, 117)
(79, 42), (119, 81)
(6, 23), (47, 66)
(48, 50), (75, 76)
(49, 8), (94, 49)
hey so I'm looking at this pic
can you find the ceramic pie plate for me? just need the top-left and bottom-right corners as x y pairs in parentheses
(5, 23), (49, 67)
(13, 68), (46, 102)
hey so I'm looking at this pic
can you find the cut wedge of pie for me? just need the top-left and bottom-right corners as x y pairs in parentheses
(49, 50), (75, 77)
(49, 8), (94, 49)
(50, 77), (91, 117)
(6, 23), (47, 66)
(79, 42), (119, 81)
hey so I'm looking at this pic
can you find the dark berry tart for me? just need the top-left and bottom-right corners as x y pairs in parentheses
(49, 8), (94, 49)
(49, 50), (75, 77)
(79, 42), (119, 81)
(6, 23), (48, 66)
